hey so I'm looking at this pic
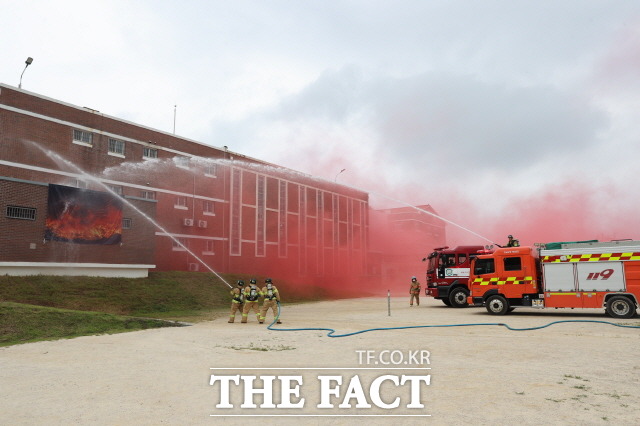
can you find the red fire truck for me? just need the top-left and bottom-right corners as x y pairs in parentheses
(423, 245), (486, 307)
(468, 240), (640, 318)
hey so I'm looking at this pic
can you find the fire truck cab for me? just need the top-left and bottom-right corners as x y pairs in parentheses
(468, 241), (640, 319)
(423, 245), (486, 308)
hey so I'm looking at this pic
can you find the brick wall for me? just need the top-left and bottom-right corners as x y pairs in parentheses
(1, 84), (371, 279)
(0, 179), (155, 264)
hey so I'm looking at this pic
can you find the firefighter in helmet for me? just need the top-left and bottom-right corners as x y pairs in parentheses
(506, 235), (520, 247)
(259, 278), (281, 324)
(410, 276), (421, 306)
(228, 280), (245, 323)
(241, 278), (262, 323)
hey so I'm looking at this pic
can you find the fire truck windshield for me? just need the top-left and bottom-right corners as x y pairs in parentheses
(427, 255), (438, 270)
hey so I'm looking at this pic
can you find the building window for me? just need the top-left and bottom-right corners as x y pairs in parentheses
(6, 205), (36, 220)
(122, 218), (132, 229)
(108, 138), (125, 156)
(205, 164), (217, 177)
(143, 147), (158, 159)
(203, 200), (215, 215)
(204, 240), (215, 255)
(175, 156), (190, 169)
(72, 179), (88, 189)
(175, 196), (188, 209)
(140, 191), (156, 200)
(72, 129), (93, 145)
(107, 185), (123, 196)
(172, 237), (187, 251)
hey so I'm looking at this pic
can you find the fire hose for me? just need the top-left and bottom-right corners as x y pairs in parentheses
(266, 302), (640, 338)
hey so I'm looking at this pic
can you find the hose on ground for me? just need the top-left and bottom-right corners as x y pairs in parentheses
(266, 302), (640, 338)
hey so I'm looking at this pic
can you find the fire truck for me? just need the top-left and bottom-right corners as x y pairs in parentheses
(423, 245), (486, 307)
(468, 240), (640, 319)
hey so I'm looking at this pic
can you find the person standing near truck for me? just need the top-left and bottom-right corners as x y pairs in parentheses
(410, 276), (421, 306)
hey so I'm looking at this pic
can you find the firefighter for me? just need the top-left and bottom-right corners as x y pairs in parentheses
(259, 278), (282, 324)
(506, 235), (520, 247)
(410, 276), (421, 306)
(228, 280), (245, 323)
(241, 278), (262, 323)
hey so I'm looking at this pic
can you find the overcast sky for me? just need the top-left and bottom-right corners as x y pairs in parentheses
(3, 1), (640, 245)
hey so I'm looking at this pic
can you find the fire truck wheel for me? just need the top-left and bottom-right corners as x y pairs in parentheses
(606, 296), (636, 319)
(442, 299), (452, 306)
(485, 295), (509, 315)
(448, 288), (469, 308)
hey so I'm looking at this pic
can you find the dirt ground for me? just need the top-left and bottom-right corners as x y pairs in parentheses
(1, 297), (638, 425)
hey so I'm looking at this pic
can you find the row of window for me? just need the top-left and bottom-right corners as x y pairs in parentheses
(174, 197), (216, 215)
(5, 202), (215, 228)
(72, 129), (218, 175)
(73, 129), (157, 158)
(172, 237), (215, 254)
(4, 205), (134, 229)
(5, 195), (215, 220)
(474, 257), (522, 275)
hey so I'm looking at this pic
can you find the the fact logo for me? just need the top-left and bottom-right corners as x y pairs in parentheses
(209, 349), (431, 415)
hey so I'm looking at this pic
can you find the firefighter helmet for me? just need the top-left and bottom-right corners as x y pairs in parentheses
(265, 278), (272, 283)
(250, 278), (257, 284)
(237, 280), (245, 286)
(411, 276), (417, 282)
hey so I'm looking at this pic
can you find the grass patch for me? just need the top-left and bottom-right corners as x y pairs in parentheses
(0, 272), (333, 346)
(564, 374), (589, 382)
(227, 343), (296, 352)
(0, 272), (329, 319)
(573, 384), (590, 391)
(0, 302), (184, 347)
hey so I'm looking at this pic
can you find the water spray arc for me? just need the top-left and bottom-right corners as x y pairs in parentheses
(30, 141), (491, 292)
(30, 142), (233, 289)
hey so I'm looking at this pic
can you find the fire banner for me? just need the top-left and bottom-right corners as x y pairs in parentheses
(44, 184), (123, 245)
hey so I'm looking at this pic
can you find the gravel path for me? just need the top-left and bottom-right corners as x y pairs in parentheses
(1, 297), (638, 425)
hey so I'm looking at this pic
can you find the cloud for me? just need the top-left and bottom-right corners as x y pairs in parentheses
(3, 0), (640, 245)
(212, 66), (608, 187)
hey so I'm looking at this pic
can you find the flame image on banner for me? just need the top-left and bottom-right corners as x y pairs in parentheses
(44, 184), (123, 245)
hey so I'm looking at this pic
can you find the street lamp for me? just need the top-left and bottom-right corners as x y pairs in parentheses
(19, 57), (33, 89)
(334, 168), (346, 182)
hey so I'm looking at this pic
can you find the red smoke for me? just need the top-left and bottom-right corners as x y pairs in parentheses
(439, 180), (638, 248)
(272, 150), (640, 298)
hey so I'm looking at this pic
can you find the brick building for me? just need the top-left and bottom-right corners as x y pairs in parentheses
(0, 83), (369, 281)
